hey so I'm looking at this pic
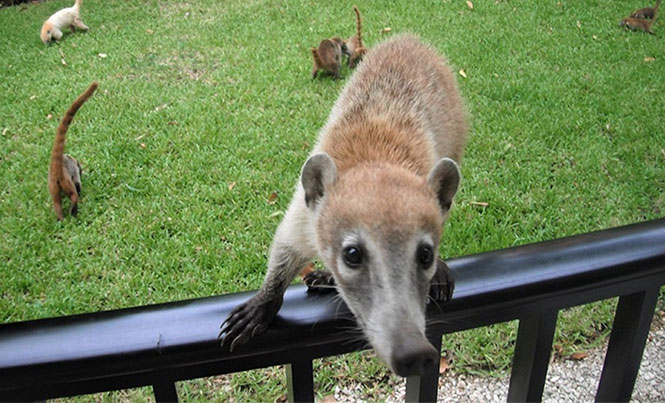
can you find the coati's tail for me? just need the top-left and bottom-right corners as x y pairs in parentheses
(311, 47), (323, 75)
(654, 0), (661, 21)
(311, 47), (323, 66)
(75, 0), (83, 9)
(50, 81), (98, 179)
(353, 6), (363, 48)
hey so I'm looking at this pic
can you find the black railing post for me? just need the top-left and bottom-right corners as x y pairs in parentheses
(286, 358), (315, 403)
(595, 287), (660, 402)
(152, 379), (178, 402)
(507, 311), (558, 402)
(404, 332), (443, 403)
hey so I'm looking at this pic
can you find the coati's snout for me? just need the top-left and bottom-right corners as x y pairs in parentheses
(302, 152), (460, 376)
(392, 329), (439, 377)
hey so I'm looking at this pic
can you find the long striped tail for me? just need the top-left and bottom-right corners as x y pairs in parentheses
(51, 82), (98, 179)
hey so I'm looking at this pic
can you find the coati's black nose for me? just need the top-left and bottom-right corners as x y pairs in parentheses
(392, 333), (439, 377)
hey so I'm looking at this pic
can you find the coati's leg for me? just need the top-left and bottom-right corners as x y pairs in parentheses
(69, 190), (79, 216)
(51, 27), (63, 41)
(220, 202), (316, 351)
(312, 66), (319, 79)
(304, 269), (336, 293)
(60, 176), (79, 217)
(50, 189), (64, 221)
(305, 258), (455, 303)
(73, 18), (89, 31)
(429, 258), (455, 303)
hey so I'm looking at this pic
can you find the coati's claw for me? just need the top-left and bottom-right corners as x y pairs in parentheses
(219, 291), (283, 352)
(304, 270), (336, 293)
(429, 258), (455, 304)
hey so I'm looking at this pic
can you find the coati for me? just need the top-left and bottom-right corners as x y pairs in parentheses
(221, 35), (468, 377)
(620, 16), (657, 34)
(48, 81), (97, 220)
(344, 6), (367, 68)
(40, 0), (89, 44)
(630, 0), (661, 19)
(311, 37), (345, 80)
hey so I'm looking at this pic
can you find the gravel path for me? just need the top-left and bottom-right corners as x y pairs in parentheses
(333, 319), (665, 402)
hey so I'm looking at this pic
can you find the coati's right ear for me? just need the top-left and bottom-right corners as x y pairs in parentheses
(427, 158), (461, 214)
(301, 152), (337, 208)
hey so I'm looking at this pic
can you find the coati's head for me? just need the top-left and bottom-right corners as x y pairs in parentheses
(301, 153), (460, 376)
(40, 23), (53, 44)
(330, 36), (347, 55)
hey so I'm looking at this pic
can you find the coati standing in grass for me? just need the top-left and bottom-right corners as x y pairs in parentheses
(48, 82), (97, 220)
(311, 37), (345, 79)
(344, 6), (367, 68)
(630, 0), (661, 19)
(40, 0), (89, 44)
(622, 0), (659, 34)
(620, 16), (657, 34)
(221, 35), (468, 377)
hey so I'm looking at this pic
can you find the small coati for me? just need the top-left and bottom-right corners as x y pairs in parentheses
(48, 81), (97, 220)
(40, 0), (89, 44)
(630, 0), (661, 19)
(311, 37), (345, 80)
(620, 16), (657, 34)
(221, 35), (468, 377)
(344, 6), (367, 68)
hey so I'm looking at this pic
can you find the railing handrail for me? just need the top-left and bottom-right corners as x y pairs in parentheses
(1, 219), (664, 400)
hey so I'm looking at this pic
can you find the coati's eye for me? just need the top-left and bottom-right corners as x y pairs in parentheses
(416, 244), (434, 268)
(342, 245), (364, 267)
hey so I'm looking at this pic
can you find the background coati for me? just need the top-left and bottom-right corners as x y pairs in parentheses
(630, 0), (661, 19)
(48, 81), (97, 220)
(344, 6), (367, 68)
(40, 0), (89, 44)
(221, 35), (468, 377)
(311, 37), (345, 79)
(620, 16), (657, 34)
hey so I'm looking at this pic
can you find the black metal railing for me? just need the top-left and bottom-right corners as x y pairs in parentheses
(1, 219), (664, 402)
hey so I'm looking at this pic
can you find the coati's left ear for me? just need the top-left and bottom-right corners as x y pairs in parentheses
(301, 152), (337, 209)
(427, 158), (461, 214)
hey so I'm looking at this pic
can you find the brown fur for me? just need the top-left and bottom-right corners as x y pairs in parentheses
(315, 33), (467, 266)
(220, 35), (467, 376)
(344, 6), (368, 68)
(48, 81), (97, 220)
(620, 16), (657, 34)
(311, 37), (344, 79)
(630, 0), (661, 19)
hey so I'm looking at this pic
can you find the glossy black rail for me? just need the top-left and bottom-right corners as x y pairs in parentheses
(1, 219), (664, 402)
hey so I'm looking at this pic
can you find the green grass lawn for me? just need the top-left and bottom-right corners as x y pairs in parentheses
(1, 0), (664, 400)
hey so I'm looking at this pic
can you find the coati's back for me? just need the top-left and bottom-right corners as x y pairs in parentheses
(308, 35), (467, 375)
(219, 34), (466, 377)
(317, 34), (467, 174)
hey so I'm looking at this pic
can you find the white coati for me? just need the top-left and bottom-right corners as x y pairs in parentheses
(343, 6), (367, 68)
(311, 37), (345, 80)
(630, 0), (661, 19)
(48, 81), (97, 220)
(40, 0), (89, 44)
(221, 34), (468, 377)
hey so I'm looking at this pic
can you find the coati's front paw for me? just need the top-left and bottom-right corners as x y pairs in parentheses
(219, 291), (283, 352)
(429, 258), (455, 304)
(304, 269), (336, 293)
